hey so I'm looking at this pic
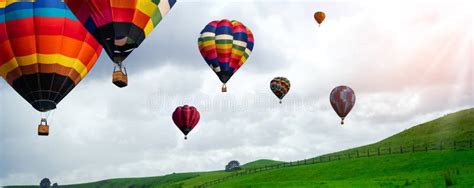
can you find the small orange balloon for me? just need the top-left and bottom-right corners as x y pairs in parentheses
(314, 11), (326, 26)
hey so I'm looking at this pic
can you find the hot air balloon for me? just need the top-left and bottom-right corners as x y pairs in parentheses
(198, 19), (254, 92)
(65, 0), (177, 88)
(314, 11), (326, 26)
(0, 0), (102, 135)
(330, 86), (356, 125)
(172, 105), (200, 140)
(270, 77), (290, 104)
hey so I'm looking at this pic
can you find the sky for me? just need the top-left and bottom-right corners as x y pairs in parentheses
(0, 0), (473, 186)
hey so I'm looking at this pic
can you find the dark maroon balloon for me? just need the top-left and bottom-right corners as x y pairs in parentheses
(330, 86), (356, 125)
(172, 105), (200, 140)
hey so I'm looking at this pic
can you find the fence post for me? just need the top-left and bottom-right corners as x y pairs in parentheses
(412, 143), (415, 152)
(377, 147), (380, 156)
(454, 141), (457, 149)
(400, 146), (402, 153)
(357, 150), (359, 158)
(367, 149), (370, 157)
(389, 147), (391, 154)
(440, 141), (443, 150)
(338, 155), (341, 160)
(425, 144), (428, 151)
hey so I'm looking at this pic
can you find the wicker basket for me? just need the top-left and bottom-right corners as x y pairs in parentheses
(112, 70), (128, 88)
(221, 84), (227, 92)
(38, 119), (49, 136)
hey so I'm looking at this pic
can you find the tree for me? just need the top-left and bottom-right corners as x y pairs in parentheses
(225, 160), (241, 171)
(40, 178), (51, 188)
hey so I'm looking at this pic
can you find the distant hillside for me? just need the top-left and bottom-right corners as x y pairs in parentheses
(379, 108), (474, 145)
(241, 159), (284, 169)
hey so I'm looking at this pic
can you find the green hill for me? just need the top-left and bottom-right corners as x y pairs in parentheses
(6, 108), (474, 188)
(321, 108), (474, 158)
(379, 108), (474, 145)
(31, 160), (284, 188)
(215, 150), (474, 187)
(241, 159), (284, 169)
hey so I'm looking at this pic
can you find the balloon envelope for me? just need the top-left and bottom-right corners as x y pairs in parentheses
(0, 0), (102, 112)
(270, 77), (291, 103)
(314, 11), (326, 25)
(65, 0), (176, 65)
(172, 105), (200, 139)
(330, 86), (355, 124)
(198, 19), (254, 90)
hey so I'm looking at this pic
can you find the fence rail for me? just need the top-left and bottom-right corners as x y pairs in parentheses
(195, 138), (474, 188)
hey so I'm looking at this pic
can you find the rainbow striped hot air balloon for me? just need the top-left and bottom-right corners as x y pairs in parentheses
(0, 0), (102, 135)
(65, 0), (177, 88)
(0, 0), (102, 112)
(198, 19), (254, 92)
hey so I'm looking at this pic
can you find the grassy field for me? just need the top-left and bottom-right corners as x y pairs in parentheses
(6, 108), (474, 188)
(5, 161), (282, 188)
(213, 150), (474, 187)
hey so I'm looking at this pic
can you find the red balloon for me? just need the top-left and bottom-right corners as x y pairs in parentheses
(172, 105), (200, 139)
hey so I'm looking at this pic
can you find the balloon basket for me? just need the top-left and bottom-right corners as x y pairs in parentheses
(38, 118), (49, 136)
(112, 70), (128, 88)
(221, 84), (227, 92)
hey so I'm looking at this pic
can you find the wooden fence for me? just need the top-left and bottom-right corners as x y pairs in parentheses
(195, 138), (474, 188)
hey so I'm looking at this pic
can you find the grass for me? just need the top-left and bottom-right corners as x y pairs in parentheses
(6, 108), (474, 188)
(213, 150), (474, 188)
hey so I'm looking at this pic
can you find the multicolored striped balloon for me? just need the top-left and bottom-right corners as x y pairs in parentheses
(270, 77), (291, 104)
(65, 0), (176, 65)
(330, 86), (356, 125)
(172, 105), (200, 140)
(198, 19), (254, 92)
(0, 0), (102, 112)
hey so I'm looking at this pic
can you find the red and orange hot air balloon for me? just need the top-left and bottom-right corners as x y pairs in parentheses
(0, 0), (102, 135)
(330, 86), (356, 125)
(314, 11), (326, 27)
(172, 105), (200, 140)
